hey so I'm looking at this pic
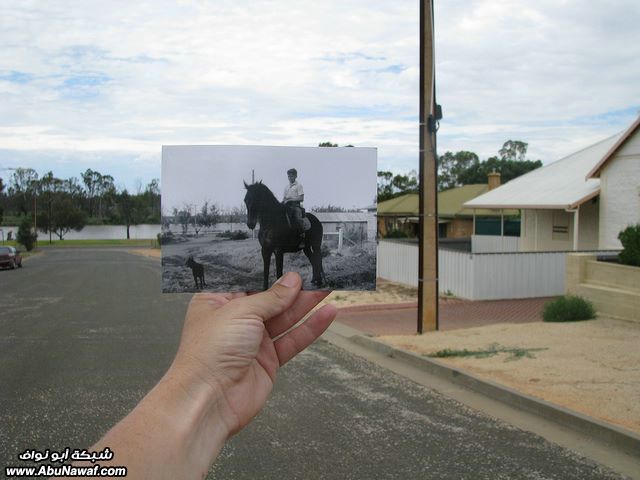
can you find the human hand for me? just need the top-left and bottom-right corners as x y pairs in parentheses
(172, 272), (336, 437)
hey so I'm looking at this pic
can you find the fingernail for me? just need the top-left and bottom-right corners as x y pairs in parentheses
(276, 272), (298, 288)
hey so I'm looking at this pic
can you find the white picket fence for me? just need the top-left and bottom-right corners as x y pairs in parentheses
(377, 239), (616, 300)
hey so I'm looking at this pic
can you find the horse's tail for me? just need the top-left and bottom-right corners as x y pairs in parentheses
(307, 213), (327, 283)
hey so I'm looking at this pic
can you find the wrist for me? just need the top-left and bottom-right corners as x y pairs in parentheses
(153, 363), (233, 471)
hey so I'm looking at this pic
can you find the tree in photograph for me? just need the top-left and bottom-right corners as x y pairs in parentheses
(39, 192), (87, 240)
(312, 205), (347, 212)
(17, 216), (37, 251)
(174, 207), (192, 235)
(194, 202), (219, 236)
(9, 167), (39, 215)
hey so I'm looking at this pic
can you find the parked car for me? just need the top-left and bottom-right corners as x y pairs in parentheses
(0, 246), (22, 269)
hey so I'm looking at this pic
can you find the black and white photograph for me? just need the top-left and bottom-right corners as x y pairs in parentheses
(161, 145), (377, 292)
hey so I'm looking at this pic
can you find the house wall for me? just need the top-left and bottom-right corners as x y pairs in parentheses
(598, 131), (640, 248)
(520, 205), (599, 251)
(446, 218), (473, 238)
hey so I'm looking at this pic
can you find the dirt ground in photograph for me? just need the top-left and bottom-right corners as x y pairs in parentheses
(379, 317), (640, 434)
(160, 234), (376, 293)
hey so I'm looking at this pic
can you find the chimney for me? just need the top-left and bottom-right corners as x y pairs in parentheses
(487, 171), (501, 191)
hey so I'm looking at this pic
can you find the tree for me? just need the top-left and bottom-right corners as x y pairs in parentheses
(96, 174), (115, 219)
(17, 216), (37, 251)
(377, 171), (394, 201)
(499, 140), (528, 162)
(37, 171), (64, 243)
(141, 178), (161, 222)
(438, 151), (479, 191)
(82, 168), (102, 217)
(38, 192), (86, 240)
(0, 177), (4, 225)
(318, 142), (339, 147)
(9, 167), (39, 215)
(377, 169), (419, 202)
(117, 189), (143, 239)
(457, 156), (542, 185)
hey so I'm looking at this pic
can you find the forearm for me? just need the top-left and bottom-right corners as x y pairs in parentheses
(87, 365), (230, 479)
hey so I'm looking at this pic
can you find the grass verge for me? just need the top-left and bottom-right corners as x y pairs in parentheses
(427, 343), (548, 362)
(2, 239), (158, 249)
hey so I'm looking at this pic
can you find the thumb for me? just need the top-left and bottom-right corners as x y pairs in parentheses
(228, 272), (302, 321)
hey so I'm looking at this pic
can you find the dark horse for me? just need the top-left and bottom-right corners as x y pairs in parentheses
(243, 181), (324, 290)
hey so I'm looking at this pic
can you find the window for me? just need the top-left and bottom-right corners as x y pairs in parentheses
(552, 211), (569, 240)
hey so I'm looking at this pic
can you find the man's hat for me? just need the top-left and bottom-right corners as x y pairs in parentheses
(287, 168), (297, 175)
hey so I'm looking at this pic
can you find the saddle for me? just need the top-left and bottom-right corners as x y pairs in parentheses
(285, 206), (311, 231)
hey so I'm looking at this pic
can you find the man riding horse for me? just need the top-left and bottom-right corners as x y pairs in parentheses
(282, 168), (308, 249)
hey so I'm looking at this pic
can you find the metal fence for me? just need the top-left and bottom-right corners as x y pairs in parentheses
(471, 235), (520, 253)
(377, 239), (617, 300)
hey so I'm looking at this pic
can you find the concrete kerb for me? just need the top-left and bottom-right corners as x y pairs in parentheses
(330, 324), (640, 458)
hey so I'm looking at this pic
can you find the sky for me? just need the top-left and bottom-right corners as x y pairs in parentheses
(0, 0), (639, 192)
(162, 145), (377, 211)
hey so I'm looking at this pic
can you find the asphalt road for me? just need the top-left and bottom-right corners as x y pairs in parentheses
(0, 249), (629, 479)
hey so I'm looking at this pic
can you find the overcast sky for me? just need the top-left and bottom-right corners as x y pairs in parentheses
(162, 145), (376, 211)
(1, 0), (638, 191)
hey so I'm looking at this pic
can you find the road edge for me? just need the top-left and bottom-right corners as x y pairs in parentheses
(327, 322), (640, 458)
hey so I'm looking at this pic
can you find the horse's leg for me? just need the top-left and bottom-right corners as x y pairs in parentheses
(304, 246), (319, 287)
(262, 248), (271, 290)
(275, 250), (284, 279)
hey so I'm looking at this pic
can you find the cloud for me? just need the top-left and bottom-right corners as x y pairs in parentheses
(0, 0), (638, 190)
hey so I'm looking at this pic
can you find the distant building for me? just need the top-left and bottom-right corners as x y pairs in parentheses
(377, 174), (518, 239)
(313, 211), (372, 244)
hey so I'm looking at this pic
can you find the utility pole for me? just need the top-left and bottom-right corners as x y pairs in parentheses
(418, 0), (441, 333)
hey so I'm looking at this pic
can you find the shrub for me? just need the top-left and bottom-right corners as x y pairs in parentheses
(542, 295), (596, 322)
(17, 217), (38, 251)
(218, 230), (249, 240)
(618, 224), (640, 267)
(384, 229), (409, 239)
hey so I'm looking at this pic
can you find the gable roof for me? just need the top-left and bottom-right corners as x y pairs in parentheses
(378, 185), (518, 217)
(377, 193), (418, 215)
(586, 116), (640, 179)
(464, 131), (625, 210)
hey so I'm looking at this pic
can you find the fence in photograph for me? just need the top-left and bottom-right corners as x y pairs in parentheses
(323, 228), (344, 250)
(471, 235), (520, 253)
(377, 239), (618, 300)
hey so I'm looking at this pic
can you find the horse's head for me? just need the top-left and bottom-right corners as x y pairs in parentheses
(243, 180), (259, 229)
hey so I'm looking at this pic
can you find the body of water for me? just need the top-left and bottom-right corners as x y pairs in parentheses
(0, 222), (252, 241)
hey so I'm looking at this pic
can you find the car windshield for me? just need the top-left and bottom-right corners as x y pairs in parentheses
(0, 247), (10, 254)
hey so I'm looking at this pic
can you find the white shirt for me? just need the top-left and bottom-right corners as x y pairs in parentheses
(283, 181), (304, 204)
